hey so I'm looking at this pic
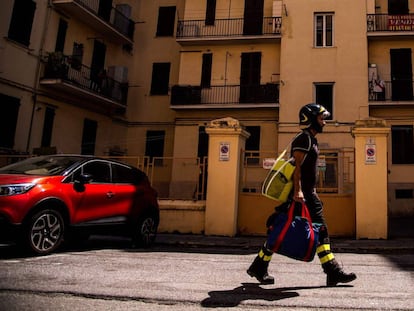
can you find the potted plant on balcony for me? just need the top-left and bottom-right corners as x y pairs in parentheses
(44, 51), (69, 79)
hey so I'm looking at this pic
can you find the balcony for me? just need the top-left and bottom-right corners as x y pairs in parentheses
(369, 79), (414, 106)
(52, 0), (135, 45)
(367, 14), (414, 36)
(170, 84), (279, 109)
(176, 17), (281, 44)
(40, 53), (128, 113)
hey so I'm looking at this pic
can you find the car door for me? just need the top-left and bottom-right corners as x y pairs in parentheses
(110, 162), (142, 217)
(71, 160), (117, 223)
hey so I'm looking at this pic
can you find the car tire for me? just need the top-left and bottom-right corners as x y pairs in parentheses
(132, 211), (159, 248)
(23, 209), (65, 255)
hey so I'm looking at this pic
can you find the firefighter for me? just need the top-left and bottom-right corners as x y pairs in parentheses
(247, 103), (357, 287)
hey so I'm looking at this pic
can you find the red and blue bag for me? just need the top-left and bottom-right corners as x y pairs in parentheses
(266, 201), (320, 262)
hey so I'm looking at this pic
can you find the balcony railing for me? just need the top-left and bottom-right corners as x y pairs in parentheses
(367, 14), (414, 33)
(369, 79), (414, 102)
(41, 53), (128, 106)
(170, 84), (279, 106)
(176, 17), (282, 39)
(52, 0), (135, 44)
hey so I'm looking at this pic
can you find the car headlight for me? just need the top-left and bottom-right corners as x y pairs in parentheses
(0, 183), (36, 196)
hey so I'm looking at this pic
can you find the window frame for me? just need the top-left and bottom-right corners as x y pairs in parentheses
(7, 0), (36, 47)
(314, 13), (334, 48)
(314, 82), (334, 120)
(156, 6), (176, 37)
(245, 126), (261, 166)
(205, 0), (217, 26)
(201, 53), (213, 88)
(150, 63), (171, 95)
(145, 130), (165, 166)
(391, 125), (414, 164)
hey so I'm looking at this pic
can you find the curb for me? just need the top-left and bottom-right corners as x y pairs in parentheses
(156, 234), (414, 254)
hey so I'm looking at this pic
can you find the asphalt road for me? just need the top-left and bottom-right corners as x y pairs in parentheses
(0, 238), (413, 311)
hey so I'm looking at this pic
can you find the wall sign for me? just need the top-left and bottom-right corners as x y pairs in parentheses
(365, 144), (377, 164)
(219, 142), (230, 161)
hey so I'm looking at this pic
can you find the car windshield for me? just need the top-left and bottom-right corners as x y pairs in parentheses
(0, 156), (85, 176)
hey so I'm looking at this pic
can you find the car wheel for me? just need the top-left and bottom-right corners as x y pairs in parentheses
(24, 209), (65, 255)
(133, 212), (159, 248)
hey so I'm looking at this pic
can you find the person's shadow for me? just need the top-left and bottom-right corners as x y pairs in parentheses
(201, 282), (326, 308)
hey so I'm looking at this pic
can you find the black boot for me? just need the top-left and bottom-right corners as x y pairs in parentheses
(247, 246), (274, 285)
(324, 259), (356, 287)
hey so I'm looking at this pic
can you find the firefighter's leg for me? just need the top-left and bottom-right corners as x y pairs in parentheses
(247, 244), (274, 284)
(317, 226), (357, 287)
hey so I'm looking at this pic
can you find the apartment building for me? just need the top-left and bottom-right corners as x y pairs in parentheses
(0, 0), (137, 156)
(169, 0), (413, 218)
(0, 0), (413, 227)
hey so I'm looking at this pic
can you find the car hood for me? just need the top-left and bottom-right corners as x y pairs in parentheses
(0, 174), (58, 185)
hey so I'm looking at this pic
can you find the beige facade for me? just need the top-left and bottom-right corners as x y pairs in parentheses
(1, 0), (413, 237)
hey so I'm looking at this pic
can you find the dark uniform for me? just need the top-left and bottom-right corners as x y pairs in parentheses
(247, 103), (356, 287)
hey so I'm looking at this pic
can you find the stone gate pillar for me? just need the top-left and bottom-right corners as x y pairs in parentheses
(204, 117), (250, 236)
(352, 119), (390, 239)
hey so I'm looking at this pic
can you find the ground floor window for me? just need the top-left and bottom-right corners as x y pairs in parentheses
(81, 119), (97, 155)
(392, 125), (414, 164)
(0, 94), (20, 150)
(314, 83), (334, 120)
(145, 130), (165, 166)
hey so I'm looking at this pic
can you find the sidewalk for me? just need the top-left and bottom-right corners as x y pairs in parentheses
(156, 233), (414, 254)
(157, 217), (414, 254)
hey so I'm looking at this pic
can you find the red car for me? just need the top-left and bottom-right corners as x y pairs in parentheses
(0, 155), (159, 255)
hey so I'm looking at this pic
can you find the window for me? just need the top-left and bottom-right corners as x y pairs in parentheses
(55, 19), (67, 52)
(392, 125), (414, 164)
(198, 126), (209, 159)
(315, 13), (333, 47)
(112, 164), (145, 184)
(41, 107), (55, 147)
(388, 0), (409, 14)
(150, 63), (171, 95)
(145, 130), (165, 166)
(205, 0), (216, 25)
(81, 119), (97, 155)
(8, 0), (36, 46)
(314, 83), (334, 120)
(201, 53), (212, 88)
(245, 126), (261, 165)
(156, 6), (176, 37)
(0, 94), (20, 149)
(81, 161), (110, 183)
(395, 189), (413, 199)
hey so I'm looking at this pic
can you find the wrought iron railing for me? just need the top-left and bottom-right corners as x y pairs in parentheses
(64, 0), (135, 39)
(367, 14), (414, 32)
(171, 84), (279, 106)
(43, 53), (128, 105)
(177, 16), (282, 38)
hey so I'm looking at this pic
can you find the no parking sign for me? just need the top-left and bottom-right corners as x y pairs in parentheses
(365, 144), (376, 164)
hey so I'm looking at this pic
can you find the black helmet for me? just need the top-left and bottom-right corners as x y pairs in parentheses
(299, 103), (330, 132)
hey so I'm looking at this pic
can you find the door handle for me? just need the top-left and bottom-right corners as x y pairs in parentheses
(106, 191), (115, 198)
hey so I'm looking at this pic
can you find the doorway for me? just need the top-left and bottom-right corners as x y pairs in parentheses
(390, 48), (413, 101)
(243, 0), (264, 35)
(240, 52), (262, 103)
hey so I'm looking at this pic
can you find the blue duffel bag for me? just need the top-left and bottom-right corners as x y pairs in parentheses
(266, 201), (321, 262)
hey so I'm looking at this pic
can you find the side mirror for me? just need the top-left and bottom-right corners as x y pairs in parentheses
(73, 173), (93, 192)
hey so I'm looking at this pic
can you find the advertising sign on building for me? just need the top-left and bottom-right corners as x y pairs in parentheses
(388, 15), (414, 31)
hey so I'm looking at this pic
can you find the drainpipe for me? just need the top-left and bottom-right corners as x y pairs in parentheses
(26, 0), (53, 153)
